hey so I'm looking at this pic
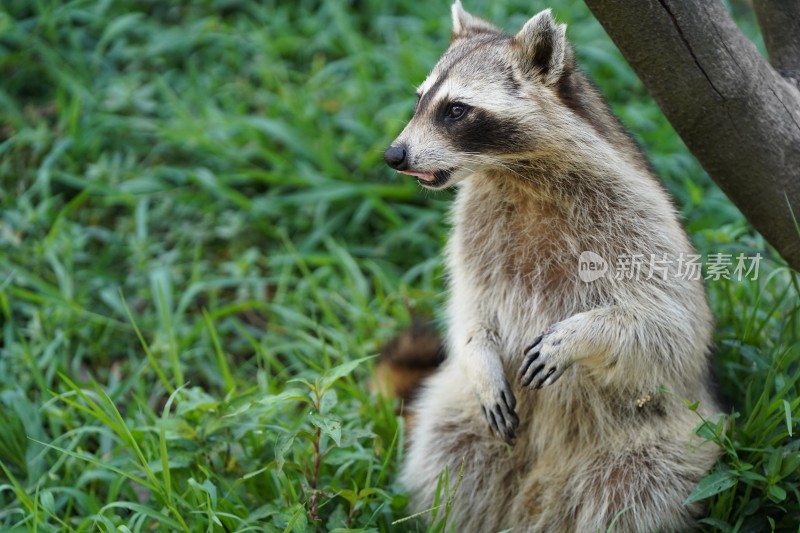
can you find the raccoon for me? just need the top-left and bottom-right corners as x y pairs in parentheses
(383, 2), (723, 531)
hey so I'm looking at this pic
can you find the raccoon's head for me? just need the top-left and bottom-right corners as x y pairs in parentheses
(384, 1), (572, 189)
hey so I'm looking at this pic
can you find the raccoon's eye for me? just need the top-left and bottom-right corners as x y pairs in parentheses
(445, 103), (468, 121)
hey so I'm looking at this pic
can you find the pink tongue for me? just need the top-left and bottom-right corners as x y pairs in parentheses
(398, 170), (435, 182)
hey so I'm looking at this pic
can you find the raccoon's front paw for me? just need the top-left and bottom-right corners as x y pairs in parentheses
(479, 379), (519, 445)
(518, 325), (572, 389)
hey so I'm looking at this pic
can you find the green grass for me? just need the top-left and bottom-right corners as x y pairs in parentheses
(0, 0), (798, 531)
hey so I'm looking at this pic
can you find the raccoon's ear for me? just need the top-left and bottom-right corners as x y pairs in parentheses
(451, 0), (500, 40)
(513, 9), (568, 86)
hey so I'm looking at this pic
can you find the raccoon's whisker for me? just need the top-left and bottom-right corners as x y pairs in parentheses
(462, 153), (521, 172)
(461, 154), (530, 181)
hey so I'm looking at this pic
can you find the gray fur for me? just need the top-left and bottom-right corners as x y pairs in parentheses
(388, 4), (722, 532)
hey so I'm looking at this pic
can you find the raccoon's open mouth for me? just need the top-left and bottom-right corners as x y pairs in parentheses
(399, 168), (455, 188)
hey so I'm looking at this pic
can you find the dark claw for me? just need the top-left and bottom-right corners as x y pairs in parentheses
(485, 409), (500, 437)
(507, 410), (520, 437)
(521, 364), (545, 387)
(535, 367), (557, 389)
(501, 398), (519, 429)
(501, 389), (516, 411)
(487, 409), (499, 432)
(518, 351), (539, 379)
(496, 405), (518, 444)
(480, 381), (520, 444)
(483, 401), (519, 444)
(523, 334), (544, 355)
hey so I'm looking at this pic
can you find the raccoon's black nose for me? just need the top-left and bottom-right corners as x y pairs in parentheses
(384, 145), (408, 170)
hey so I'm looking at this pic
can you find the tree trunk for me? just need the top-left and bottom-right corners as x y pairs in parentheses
(753, 0), (800, 87)
(583, 0), (800, 271)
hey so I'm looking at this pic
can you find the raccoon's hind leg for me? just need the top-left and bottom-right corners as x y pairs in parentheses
(512, 431), (717, 532)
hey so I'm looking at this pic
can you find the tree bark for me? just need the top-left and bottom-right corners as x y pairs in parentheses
(584, 0), (800, 272)
(753, 0), (800, 87)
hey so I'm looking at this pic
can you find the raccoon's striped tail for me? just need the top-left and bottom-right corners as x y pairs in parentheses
(374, 318), (444, 411)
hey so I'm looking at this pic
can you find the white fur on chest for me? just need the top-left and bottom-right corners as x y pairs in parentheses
(444, 177), (572, 362)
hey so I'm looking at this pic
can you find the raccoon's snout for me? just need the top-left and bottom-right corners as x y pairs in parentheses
(384, 144), (408, 171)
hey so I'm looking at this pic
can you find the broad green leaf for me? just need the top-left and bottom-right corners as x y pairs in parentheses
(319, 389), (338, 414)
(276, 433), (295, 474)
(684, 471), (737, 504)
(309, 412), (342, 446)
(780, 452), (800, 479)
(698, 518), (734, 533)
(767, 484), (787, 503)
(319, 356), (373, 391)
